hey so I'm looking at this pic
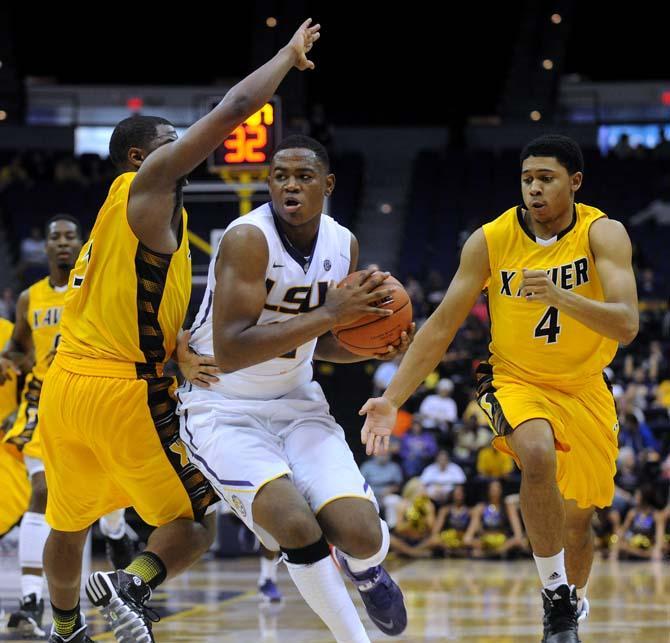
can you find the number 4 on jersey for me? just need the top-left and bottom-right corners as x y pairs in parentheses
(534, 306), (561, 344)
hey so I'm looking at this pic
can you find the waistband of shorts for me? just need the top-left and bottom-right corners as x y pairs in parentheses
(54, 352), (165, 380)
(492, 364), (605, 393)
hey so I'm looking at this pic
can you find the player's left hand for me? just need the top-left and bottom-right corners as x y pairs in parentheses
(520, 269), (562, 306)
(287, 18), (321, 71)
(374, 322), (416, 361)
(175, 330), (221, 388)
(359, 396), (397, 456)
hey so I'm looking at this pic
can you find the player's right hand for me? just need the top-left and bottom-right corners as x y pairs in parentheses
(324, 270), (394, 326)
(359, 396), (397, 456)
(286, 18), (321, 71)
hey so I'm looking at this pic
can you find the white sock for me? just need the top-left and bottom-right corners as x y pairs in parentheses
(19, 512), (50, 600)
(576, 581), (588, 610)
(576, 582), (588, 601)
(534, 549), (568, 591)
(285, 556), (370, 643)
(259, 555), (277, 584)
(338, 519), (390, 575)
(21, 574), (43, 602)
(99, 509), (126, 540)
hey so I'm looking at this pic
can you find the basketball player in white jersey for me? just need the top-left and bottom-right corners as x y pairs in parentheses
(178, 135), (410, 642)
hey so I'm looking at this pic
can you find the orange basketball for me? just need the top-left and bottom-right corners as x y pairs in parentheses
(333, 271), (413, 356)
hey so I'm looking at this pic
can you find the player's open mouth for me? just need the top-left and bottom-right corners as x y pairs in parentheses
(530, 201), (546, 211)
(284, 198), (302, 213)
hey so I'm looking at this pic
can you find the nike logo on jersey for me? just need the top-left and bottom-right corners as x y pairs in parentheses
(272, 262), (285, 268)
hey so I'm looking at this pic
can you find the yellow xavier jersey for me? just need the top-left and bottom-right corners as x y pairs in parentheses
(0, 318), (18, 422)
(27, 277), (68, 380)
(483, 203), (618, 387)
(57, 172), (191, 379)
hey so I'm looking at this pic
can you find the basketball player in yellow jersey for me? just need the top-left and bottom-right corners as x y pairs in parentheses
(38, 20), (322, 643)
(360, 135), (638, 643)
(0, 317), (29, 540)
(0, 216), (137, 637)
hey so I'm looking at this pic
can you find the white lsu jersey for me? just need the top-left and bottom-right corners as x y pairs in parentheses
(189, 202), (352, 399)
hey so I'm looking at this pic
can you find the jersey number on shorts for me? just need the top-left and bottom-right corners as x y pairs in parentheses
(534, 306), (561, 344)
(72, 241), (93, 288)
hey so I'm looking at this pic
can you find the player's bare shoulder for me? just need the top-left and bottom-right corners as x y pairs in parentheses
(588, 217), (632, 258)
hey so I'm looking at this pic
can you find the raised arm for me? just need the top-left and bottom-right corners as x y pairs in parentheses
(128, 20), (321, 251)
(359, 228), (491, 455)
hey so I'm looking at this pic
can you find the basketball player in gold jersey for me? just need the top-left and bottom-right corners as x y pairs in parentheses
(38, 20), (321, 643)
(359, 135), (638, 642)
(0, 317), (30, 542)
(0, 216), (140, 637)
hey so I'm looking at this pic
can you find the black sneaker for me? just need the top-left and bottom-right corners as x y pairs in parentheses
(48, 614), (94, 642)
(541, 584), (580, 643)
(7, 592), (45, 637)
(85, 570), (159, 642)
(105, 533), (136, 569)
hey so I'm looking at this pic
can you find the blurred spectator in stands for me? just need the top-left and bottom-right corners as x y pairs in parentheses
(420, 449), (466, 505)
(618, 413), (659, 457)
(623, 359), (656, 411)
(611, 133), (635, 160)
(644, 340), (668, 382)
(592, 507), (620, 558)
(54, 156), (87, 185)
(428, 485), (472, 557)
(308, 103), (334, 158)
(652, 127), (670, 160)
(463, 389), (489, 425)
(0, 287), (16, 321)
(636, 268), (666, 302)
(360, 454), (403, 508)
(20, 226), (47, 267)
(470, 293), (489, 325)
(425, 270), (446, 314)
(373, 355), (401, 396)
(404, 276), (426, 321)
(604, 367), (625, 401)
(400, 417), (438, 477)
(630, 197), (670, 226)
(419, 378), (457, 431)
(25, 150), (52, 181)
(612, 484), (666, 561)
(611, 446), (639, 520)
(454, 414), (491, 462)
(0, 154), (30, 192)
(389, 478), (435, 558)
(476, 444), (515, 480)
(463, 480), (526, 558)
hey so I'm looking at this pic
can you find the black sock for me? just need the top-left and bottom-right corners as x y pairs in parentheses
(51, 601), (82, 637)
(125, 551), (167, 590)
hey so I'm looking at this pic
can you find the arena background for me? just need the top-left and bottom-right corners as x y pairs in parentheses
(1, 3), (669, 641)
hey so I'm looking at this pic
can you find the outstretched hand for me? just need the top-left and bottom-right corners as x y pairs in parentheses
(359, 396), (398, 456)
(287, 18), (321, 71)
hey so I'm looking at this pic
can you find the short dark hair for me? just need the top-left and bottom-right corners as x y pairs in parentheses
(45, 214), (82, 239)
(520, 134), (584, 175)
(109, 115), (173, 170)
(271, 135), (330, 171)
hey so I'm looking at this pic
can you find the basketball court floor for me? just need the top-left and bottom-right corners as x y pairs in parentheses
(1, 537), (668, 642)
